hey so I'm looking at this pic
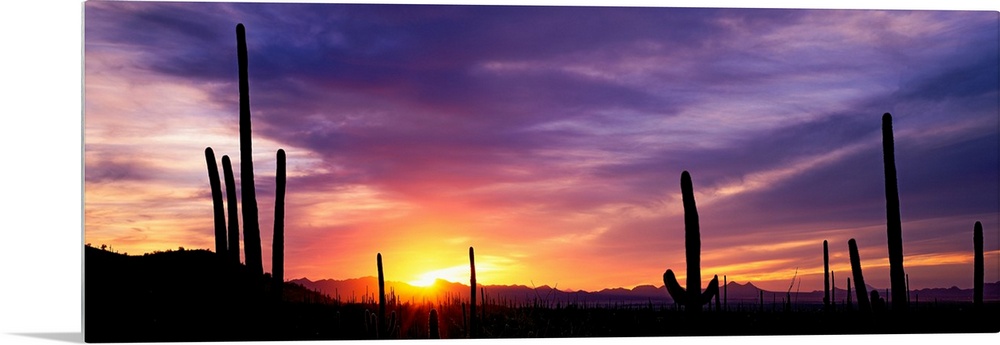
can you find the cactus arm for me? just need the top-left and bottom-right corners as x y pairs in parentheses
(204, 147), (227, 256)
(848, 238), (872, 313)
(663, 269), (688, 305)
(272, 149), (286, 299)
(221, 155), (240, 265)
(701, 274), (719, 305)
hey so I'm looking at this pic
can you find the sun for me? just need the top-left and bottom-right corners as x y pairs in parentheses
(407, 265), (470, 287)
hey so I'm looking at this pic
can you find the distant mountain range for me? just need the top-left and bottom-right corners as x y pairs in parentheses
(290, 276), (1000, 307)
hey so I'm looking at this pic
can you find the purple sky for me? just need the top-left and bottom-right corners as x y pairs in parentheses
(83, 1), (998, 292)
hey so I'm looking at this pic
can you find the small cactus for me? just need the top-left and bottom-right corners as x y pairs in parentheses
(469, 246), (477, 338)
(974, 221), (984, 308)
(663, 171), (719, 314)
(823, 240), (830, 311)
(429, 308), (440, 339)
(848, 238), (871, 313)
(221, 155), (240, 265)
(881, 113), (908, 312)
(204, 147), (227, 257)
(377, 253), (386, 331)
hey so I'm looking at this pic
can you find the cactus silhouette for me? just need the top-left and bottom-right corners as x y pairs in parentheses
(831, 270), (836, 312)
(663, 171), (719, 314)
(377, 253), (386, 331)
(823, 240), (830, 311)
(846, 276), (852, 311)
(429, 308), (440, 339)
(881, 113), (908, 312)
(222, 155), (240, 265)
(272, 149), (286, 299)
(204, 147), (227, 256)
(848, 238), (871, 313)
(974, 221), (983, 308)
(469, 246), (477, 337)
(870, 290), (886, 313)
(236, 23), (263, 277)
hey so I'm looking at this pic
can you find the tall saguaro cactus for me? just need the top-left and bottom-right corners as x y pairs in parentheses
(272, 149), (286, 298)
(663, 171), (720, 314)
(881, 113), (908, 312)
(469, 246), (477, 338)
(222, 155), (240, 265)
(848, 238), (871, 313)
(974, 221), (984, 308)
(823, 240), (830, 311)
(204, 147), (227, 256)
(377, 253), (387, 331)
(236, 23), (263, 277)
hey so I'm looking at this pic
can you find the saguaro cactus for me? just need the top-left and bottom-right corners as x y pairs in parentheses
(469, 246), (477, 337)
(377, 253), (387, 330)
(429, 309), (440, 339)
(823, 240), (830, 311)
(974, 221), (984, 308)
(663, 171), (720, 314)
(831, 270), (836, 312)
(236, 23), (263, 277)
(272, 149), (286, 299)
(204, 147), (227, 256)
(222, 155), (240, 265)
(848, 238), (871, 313)
(881, 113), (908, 312)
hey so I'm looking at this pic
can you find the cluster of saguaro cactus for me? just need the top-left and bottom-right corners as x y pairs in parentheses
(663, 171), (720, 314)
(881, 113), (908, 312)
(200, 25), (287, 296)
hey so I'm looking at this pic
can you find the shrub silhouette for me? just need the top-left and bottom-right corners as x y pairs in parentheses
(881, 113), (908, 312)
(272, 149), (286, 299)
(469, 246), (478, 337)
(204, 147), (227, 256)
(663, 171), (720, 314)
(222, 155), (240, 265)
(974, 221), (983, 309)
(848, 238), (871, 313)
(236, 23), (263, 277)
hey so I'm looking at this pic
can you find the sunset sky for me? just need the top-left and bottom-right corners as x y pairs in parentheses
(83, 1), (999, 293)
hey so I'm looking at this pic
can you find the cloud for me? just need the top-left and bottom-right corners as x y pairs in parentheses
(83, 3), (999, 290)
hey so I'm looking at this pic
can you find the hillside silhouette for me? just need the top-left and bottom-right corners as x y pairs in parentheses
(85, 245), (364, 342)
(86, 244), (1000, 341)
